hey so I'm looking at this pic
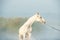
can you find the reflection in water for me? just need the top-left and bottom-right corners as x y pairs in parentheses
(0, 23), (60, 40)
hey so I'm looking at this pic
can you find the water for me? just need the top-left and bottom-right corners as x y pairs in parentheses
(0, 22), (60, 40)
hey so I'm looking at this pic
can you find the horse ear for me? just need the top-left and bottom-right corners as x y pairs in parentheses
(36, 12), (39, 15)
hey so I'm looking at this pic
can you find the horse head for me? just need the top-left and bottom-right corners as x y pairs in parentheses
(35, 12), (46, 24)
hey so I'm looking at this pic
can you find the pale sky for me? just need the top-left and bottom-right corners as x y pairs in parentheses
(1, 0), (60, 18)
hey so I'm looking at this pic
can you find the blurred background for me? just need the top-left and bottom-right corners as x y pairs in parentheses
(0, 0), (60, 40)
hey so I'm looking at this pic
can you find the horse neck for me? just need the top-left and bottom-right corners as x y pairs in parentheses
(25, 15), (36, 26)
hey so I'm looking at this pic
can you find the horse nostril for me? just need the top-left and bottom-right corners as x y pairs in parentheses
(44, 22), (46, 24)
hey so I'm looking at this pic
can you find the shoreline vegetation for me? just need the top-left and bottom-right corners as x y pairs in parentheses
(0, 17), (28, 33)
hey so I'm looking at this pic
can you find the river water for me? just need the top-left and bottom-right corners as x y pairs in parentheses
(0, 22), (60, 40)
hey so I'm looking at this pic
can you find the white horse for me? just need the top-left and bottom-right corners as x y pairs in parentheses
(19, 12), (46, 40)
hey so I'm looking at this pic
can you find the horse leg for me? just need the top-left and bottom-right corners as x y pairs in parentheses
(19, 34), (24, 40)
(25, 32), (31, 40)
(28, 26), (32, 40)
(28, 32), (31, 40)
(25, 25), (32, 40)
(25, 32), (29, 40)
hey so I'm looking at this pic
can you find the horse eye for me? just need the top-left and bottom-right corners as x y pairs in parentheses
(40, 17), (42, 18)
